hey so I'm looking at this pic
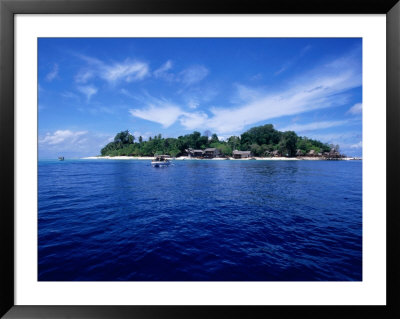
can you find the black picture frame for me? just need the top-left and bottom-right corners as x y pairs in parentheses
(1, 0), (399, 318)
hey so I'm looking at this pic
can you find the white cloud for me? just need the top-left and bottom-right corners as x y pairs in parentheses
(75, 70), (94, 83)
(275, 45), (312, 76)
(131, 61), (360, 133)
(77, 85), (98, 102)
(103, 61), (149, 83)
(203, 52), (361, 134)
(46, 64), (59, 81)
(153, 61), (210, 86)
(120, 88), (137, 99)
(40, 130), (88, 145)
(347, 103), (362, 115)
(279, 120), (348, 133)
(130, 49), (361, 136)
(61, 91), (80, 100)
(154, 60), (174, 80)
(188, 100), (199, 109)
(232, 84), (263, 103)
(179, 112), (208, 129)
(350, 141), (362, 149)
(39, 131), (120, 158)
(75, 54), (149, 84)
(129, 94), (209, 130)
(130, 103), (182, 128)
(179, 65), (209, 86)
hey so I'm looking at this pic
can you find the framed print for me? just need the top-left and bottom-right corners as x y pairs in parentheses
(1, 0), (399, 318)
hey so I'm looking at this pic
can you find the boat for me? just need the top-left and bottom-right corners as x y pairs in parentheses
(151, 155), (171, 167)
(58, 156), (64, 161)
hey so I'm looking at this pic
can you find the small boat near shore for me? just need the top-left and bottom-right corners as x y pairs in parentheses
(58, 156), (64, 161)
(151, 155), (171, 167)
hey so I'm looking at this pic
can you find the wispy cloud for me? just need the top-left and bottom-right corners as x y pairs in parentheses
(61, 91), (80, 100)
(129, 96), (208, 129)
(103, 61), (149, 83)
(350, 141), (362, 149)
(77, 85), (98, 102)
(38, 130), (119, 158)
(179, 65), (209, 86)
(120, 88), (137, 99)
(75, 70), (94, 83)
(75, 54), (149, 84)
(347, 102), (362, 115)
(204, 50), (361, 134)
(187, 99), (199, 109)
(46, 64), (59, 81)
(39, 130), (88, 145)
(153, 60), (174, 81)
(279, 120), (348, 133)
(231, 83), (263, 103)
(129, 49), (361, 135)
(153, 61), (209, 86)
(130, 101), (182, 128)
(275, 45), (311, 76)
(179, 112), (208, 130)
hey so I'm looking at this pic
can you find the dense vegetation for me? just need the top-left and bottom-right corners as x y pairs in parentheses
(100, 124), (337, 157)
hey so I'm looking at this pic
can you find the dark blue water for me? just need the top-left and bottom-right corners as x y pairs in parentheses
(38, 159), (362, 281)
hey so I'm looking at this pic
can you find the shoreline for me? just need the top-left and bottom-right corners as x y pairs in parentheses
(81, 156), (361, 161)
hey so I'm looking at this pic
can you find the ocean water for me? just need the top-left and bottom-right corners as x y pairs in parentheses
(38, 159), (362, 281)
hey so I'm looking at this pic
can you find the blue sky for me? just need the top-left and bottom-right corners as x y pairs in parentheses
(38, 38), (362, 158)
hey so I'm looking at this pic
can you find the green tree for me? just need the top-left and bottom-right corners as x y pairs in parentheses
(250, 143), (262, 156)
(169, 149), (181, 157)
(210, 133), (219, 144)
(114, 130), (134, 145)
(100, 126), (337, 158)
(282, 131), (298, 157)
(227, 136), (240, 151)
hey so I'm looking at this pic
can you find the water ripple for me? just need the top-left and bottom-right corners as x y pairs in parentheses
(38, 159), (362, 281)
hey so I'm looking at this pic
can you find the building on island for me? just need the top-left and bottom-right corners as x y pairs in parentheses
(185, 148), (204, 158)
(232, 150), (252, 159)
(307, 149), (317, 157)
(264, 150), (281, 157)
(192, 150), (204, 157)
(323, 148), (342, 159)
(272, 150), (281, 157)
(203, 148), (220, 159)
(296, 149), (304, 157)
(185, 148), (220, 158)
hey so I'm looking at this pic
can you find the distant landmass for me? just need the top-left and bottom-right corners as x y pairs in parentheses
(100, 124), (343, 159)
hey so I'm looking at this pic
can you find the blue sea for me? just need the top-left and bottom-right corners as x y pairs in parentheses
(38, 159), (362, 281)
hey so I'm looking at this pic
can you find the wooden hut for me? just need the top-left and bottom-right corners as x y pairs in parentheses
(203, 148), (220, 158)
(307, 149), (316, 157)
(232, 150), (251, 159)
(296, 149), (303, 157)
(272, 150), (281, 157)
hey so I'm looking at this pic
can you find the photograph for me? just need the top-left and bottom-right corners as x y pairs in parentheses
(38, 37), (362, 282)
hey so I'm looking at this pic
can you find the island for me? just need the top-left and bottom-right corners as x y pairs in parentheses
(89, 124), (360, 160)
